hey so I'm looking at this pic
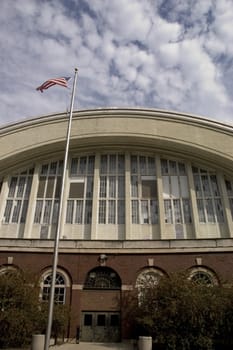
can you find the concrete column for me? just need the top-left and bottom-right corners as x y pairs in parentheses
(156, 155), (165, 239)
(138, 336), (152, 350)
(91, 153), (100, 239)
(125, 153), (131, 240)
(31, 334), (45, 350)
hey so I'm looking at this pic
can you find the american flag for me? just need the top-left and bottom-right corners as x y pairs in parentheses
(36, 76), (71, 93)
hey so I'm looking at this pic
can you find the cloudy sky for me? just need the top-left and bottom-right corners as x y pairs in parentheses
(1, 0), (233, 126)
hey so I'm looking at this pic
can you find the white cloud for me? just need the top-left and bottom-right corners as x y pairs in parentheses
(0, 0), (232, 126)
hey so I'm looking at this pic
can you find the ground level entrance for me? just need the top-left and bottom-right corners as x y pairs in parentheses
(81, 311), (121, 342)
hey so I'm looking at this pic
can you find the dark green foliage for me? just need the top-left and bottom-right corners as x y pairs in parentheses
(129, 273), (233, 350)
(0, 269), (69, 348)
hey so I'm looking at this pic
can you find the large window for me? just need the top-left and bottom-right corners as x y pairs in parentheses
(34, 161), (62, 238)
(84, 267), (121, 290)
(136, 268), (164, 304)
(66, 156), (94, 224)
(98, 154), (125, 224)
(131, 155), (158, 224)
(225, 179), (233, 220)
(4, 168), (34, 224)
(188, 267), (218, 286)
(161, 159), (191, 225)
(41, 271), (67, 304)
(193, 167), (224, 223)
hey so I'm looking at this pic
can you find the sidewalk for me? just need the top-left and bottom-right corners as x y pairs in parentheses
(52, 341), (134, 350)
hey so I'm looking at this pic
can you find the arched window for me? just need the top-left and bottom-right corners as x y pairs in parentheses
(188, 267), (218, 286)
(84, 267), (121, 290)
(192, 166), (224, 223)
(34, 161), (63, 239)
(3, 168), (34, 226)
(161, 159), (191, 231)
(40, 270), (69, 304)
(136, 268), (164, 304)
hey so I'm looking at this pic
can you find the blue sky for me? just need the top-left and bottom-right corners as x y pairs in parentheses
(1, 0), (233, 126)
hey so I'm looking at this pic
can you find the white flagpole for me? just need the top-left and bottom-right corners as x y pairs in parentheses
(44, 68), (78, 350)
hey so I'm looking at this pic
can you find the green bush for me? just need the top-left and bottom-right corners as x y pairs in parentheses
(0, 269), (70, 348)
(130, 272), (233, 350)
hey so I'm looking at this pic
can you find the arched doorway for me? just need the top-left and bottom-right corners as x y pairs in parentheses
(80, 266), (121, 342)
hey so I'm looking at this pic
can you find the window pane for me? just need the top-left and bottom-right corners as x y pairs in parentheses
(88, 156), (95, 174)
(131, 176), (138, 197)
(183, 199), (192, 223)
(75, 200), (83, 224)
(34, 200), (43, 223)
(43, 200), (52, 224)
(214, 198), (224, 222)
(197, 199), (205, 222)
(173, 199), (182, 223)
(118, 176), (125, 197)
(20, 200), (28, 223)
(142, 180), (157, 198)
(162, 176), (170, 198)
(148, 157), (156, 175)
(108, 200), (116, 224)
(86, 177), (93, 198)
(69, 182), (84, 198)
(118, 155), (125, 173)
(205, 199), (215, 222)
(84, 314), (92, 326)
(9, 177), (17, 197)
(4, 200), (13, 223)
(46, 177), (55, 197)
(110, 314), (119, 326)
(71, 158), (78, 175)
(109, 176), (116, 197)
(210, 175), (220, 196)
(100, 155), (107, 173)
(79, 157), (87, 174)
(99, 200), (106, 223)
(131, 156), (138, 174)
(12, 201), (21, 223)
(52, 200), (59, 224)
(132, 200), (139, 224)
(50, 162), (57, 175)
(180, 176), (189, 197)
(169, 160), (177, 175)
(118, 200), (125, 224)
(164, 199), (172, 223)
(141, 201), (149, 224)
(171, 176), (179, 198)
(66, 200), (74, 223)
(109, 155), (116, 174)
(161, 159), (168, 175)
(194, 175), (202, 197)
(150, 200), (158, 224)
(229, 198), (233, 220)
(37, 177), (46, 198)
(201, 175), (211, 197)
(97, 314), (106, 326)
(99, 176), (107, 197)
(17, 177), (26, 197)
(139, 156), (146, 175)
(84, 200), (92, 224)
(55, 177), (62, 198)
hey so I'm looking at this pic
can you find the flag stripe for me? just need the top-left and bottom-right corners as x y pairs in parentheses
(36, 77), (71, 93)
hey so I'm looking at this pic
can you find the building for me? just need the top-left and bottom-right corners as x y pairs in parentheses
(0, 108), (233, 342)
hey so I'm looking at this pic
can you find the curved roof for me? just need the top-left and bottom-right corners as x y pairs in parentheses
(0, 108), (232, 175)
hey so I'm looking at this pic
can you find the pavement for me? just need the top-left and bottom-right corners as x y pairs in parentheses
(52, 341), (134, 350)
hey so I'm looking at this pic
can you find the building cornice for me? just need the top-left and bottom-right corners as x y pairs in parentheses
(1, 238), (233, 254)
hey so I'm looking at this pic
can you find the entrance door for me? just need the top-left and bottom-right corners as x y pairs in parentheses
(81, 312), (120, 342)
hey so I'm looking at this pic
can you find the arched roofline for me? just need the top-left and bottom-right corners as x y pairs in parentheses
(1, 107), (233, 133)
(0, 108), (233, 175)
